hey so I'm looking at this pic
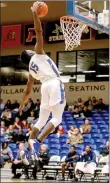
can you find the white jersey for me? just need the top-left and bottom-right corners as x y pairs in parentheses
(29, 54), (60, 83)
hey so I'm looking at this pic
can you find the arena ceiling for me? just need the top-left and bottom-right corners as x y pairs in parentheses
(1, 1), (109, 24)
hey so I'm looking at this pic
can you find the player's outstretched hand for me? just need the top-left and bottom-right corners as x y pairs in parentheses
(31, 1), (39, 12)
(19, 105), (24, 116)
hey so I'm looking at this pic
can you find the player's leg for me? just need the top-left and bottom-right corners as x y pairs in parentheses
(37, 101), (66, 142)
(28, 82), (50, 155)
(29, 106), (50, 155)
(37, 79), (65, 142)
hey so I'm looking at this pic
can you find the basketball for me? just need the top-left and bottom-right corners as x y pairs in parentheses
(36, 2), (48, 17)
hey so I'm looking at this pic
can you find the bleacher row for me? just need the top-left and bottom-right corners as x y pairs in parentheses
(0, 110), (109, 159)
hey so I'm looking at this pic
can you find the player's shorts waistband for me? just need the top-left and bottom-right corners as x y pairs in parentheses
(42, 77), (62, 84)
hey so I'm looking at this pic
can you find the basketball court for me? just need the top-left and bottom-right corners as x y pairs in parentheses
(1, 0), (109, 183)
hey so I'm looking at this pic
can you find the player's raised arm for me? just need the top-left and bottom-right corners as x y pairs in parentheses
(19, 74), (34, 115)
(31, 2), (44, 54)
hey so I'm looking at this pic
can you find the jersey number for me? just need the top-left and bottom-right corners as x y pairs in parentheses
(30, 62), (38, 74)
(47, 59), (60, 77)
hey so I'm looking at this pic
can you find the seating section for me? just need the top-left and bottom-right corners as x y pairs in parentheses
(0, 110), (109, 158)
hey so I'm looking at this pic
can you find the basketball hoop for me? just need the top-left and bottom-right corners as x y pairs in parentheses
(60, 16), (88, 51)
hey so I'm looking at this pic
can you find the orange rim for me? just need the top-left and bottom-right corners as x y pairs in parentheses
(60, 16), (80, 25)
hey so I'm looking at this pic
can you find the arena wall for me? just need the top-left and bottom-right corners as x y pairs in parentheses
(1, 82), (109, 104)
(1, 39), (109, 63)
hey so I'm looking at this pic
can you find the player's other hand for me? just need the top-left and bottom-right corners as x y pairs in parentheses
(19, 105), (24, 115)
(31, 1), (39, 12)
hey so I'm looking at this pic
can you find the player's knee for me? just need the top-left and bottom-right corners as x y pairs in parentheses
(34, 119), (46, 130)
(50, 118), (61, 128)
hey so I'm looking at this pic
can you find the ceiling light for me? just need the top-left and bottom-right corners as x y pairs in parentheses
(83, 70), (96, 73)
(99, 63), (109, 66)
(65, 65), (76, 68)
(96, 75), (109, 77)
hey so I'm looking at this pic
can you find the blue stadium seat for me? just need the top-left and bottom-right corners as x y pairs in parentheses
(22, 129), (28, 135)
(94, 117), (103, 120)
(93, 113), (101, 117)
(89, 121), (95, 125)
(9, 143), (17, 150)
(87, 117), (93, 120)
(91, 129), (100, 133)
(88, 144), (97, 150)
(76, 149), (83, 155)
(100, 129), (108, 133)
(49, 144), (61, 150)
(83, 134), (91, 139)
(67, 121), (76, 126)
(95, 139), (106, 144)
(96, 144), (105, 150)
(98, 125), (108, 129)
(103, 117), (109, 120)
(43, 139), (48, 144)
(49, 138), (59, 144)
(50, 150), (60, 156)
(103, 133), (109, 139)
(60, 134), (68, 138)
(84, 139), (94, 144)
(13, 151), (18, 159)
(60, 153), (67, 158)
(91, 125), (98, 129)
(96, 121), (106, 125)
(75, 144), (84, 150)
(102, 114), (109, 117)
(92, 134), (103, 139)
(49, 134), (59, 138)
(14, 129), (18, 134)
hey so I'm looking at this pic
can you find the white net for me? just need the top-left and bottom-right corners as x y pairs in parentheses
(60, 16), (87, 51)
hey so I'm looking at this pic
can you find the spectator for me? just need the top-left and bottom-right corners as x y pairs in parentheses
(0, 120), (7, 135)
(13, 117), (23, 129)
(22, 98), (35, 119)
(1, 142), (13, 162)
(99, 141), (109, 163)
(25, 124), (34, 141)
(5, 100), (12, 110)
(87, 100), (93, 111)
(0, 99), (5, 110)
(64, 103), (69, 111)
(16, 128), (26, 145)
(67, 128), (83, 145)
(6, 125), (17, 143)
(37, 144), (50, 170)
(68, 126), (76, 137)
(34, 99), (40, 118)
(84, 96), (92, 106)
(92, 96), (97, 107)
(77, 97), (83, 107)
(79, 119), (91, 134)
(22, 120), (29, 129)
(12, 100), (20, 112)
(27, 111), (35, 123)
(69, 101), (78, 111)
(11, 143), (29, 179)
(0, 155), (4, 168)
(1, 109), (12, 127)
(72, 107), (81, 119)
(74, 145), (96, 181)
(60, 145), (80, 181)
(56, 125), (65, 137)
(82, 106), (92, 118)
(95, 98), (106, 111)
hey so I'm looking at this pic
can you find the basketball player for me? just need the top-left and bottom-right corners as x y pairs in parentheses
(19, 2), (66, 157)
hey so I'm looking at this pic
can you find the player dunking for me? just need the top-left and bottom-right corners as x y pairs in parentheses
(19, 2), (66, 157)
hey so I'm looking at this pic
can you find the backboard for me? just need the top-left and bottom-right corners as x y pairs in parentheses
(66, 0), (109, 34)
